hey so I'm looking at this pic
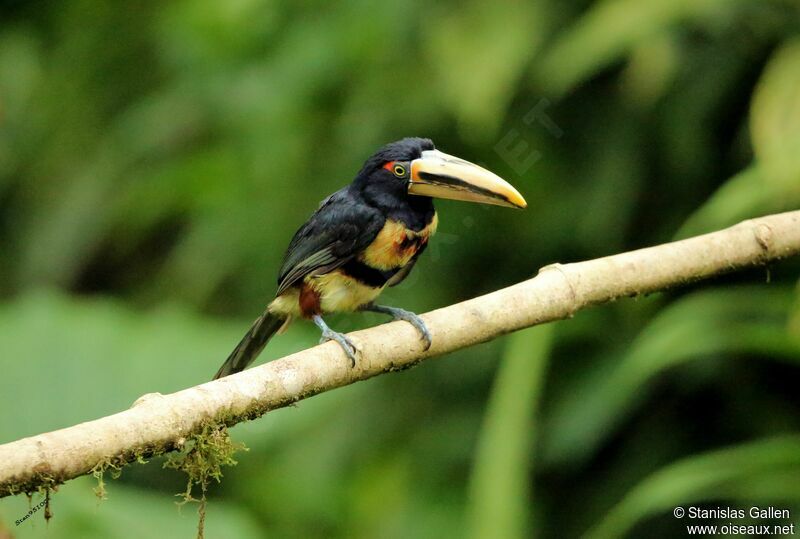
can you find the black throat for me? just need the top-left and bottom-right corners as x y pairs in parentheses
(357, 182), (436, 232)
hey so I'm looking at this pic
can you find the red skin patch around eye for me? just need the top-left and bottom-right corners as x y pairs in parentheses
(382, 161), (396, 171)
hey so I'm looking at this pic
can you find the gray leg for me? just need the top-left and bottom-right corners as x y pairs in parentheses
(313, 314), (358, 367)
(361, 304), (432, 350)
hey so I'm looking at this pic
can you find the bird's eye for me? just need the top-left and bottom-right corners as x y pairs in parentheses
(393, 164), (406, 177)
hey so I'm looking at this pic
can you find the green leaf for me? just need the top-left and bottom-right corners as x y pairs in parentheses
(585, 436), (800, 539)
(675, 164), (800, 238)
(679, 38), (800, 237)
(536, 0), (730, 96)
(678, 38), (800, 237)
(542, 287), (798, 467)
(750, 38), (800, 182)
(422, 0), (549, 138)
(0, 289), (310, 444)
(466, 325), (554, 539)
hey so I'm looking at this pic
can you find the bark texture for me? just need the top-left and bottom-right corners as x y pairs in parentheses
(1, 211), (799, 498)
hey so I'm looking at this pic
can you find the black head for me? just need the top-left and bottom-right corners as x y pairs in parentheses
(353, 137), (436, 209)
(352, 137), (527, 215)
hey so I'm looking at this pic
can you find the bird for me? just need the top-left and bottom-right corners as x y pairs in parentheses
(213, 137), (527, 379)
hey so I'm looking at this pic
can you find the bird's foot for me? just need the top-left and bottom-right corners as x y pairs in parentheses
(362, 304), (432, 350)
(313, 315), (358, 367)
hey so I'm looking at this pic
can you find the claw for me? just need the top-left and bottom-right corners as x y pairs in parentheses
(320, 329), (358, 367)
(392, 309), (432, 350)
(313, 315), (358, 367)
(362, 304), (432, 350)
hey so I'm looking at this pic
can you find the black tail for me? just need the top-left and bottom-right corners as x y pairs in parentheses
(213, 310), (286, 380)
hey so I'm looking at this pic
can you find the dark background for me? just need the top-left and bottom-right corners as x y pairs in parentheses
(1, 1), (799, 537)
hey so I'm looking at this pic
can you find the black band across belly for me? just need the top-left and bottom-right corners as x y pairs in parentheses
(340, 259), (399, 288)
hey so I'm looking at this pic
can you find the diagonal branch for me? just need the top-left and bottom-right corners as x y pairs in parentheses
(1, 211), (799, 498)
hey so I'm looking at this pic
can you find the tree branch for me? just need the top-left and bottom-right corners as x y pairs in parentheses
(2, 211), (799, 498)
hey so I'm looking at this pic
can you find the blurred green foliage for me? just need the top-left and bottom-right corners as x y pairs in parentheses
(1, 1), (799, 537)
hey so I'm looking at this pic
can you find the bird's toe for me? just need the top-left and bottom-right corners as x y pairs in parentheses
(393, 309), (432, 350)
(321, 329), (358, 367)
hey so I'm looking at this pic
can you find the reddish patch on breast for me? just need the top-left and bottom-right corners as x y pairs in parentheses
(396, 238), (414, 257)
(361, 216), (438, 271)
(299, 283), (322, 318)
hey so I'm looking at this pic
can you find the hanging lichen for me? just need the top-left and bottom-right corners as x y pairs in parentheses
(91, 458), (123, 500)
(163, 421), (247, 539)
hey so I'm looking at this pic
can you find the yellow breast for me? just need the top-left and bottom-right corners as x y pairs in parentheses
(269, 271), (384, 315)
(360, 214), (438, 271)
(312, 271), (384, 312)
(268, 213), (438, 318)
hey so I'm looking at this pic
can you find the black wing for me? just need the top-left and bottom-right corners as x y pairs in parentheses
(275, 187), (384, 296)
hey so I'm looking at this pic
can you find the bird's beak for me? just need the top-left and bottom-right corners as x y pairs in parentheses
(408, 149), (527, 209)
